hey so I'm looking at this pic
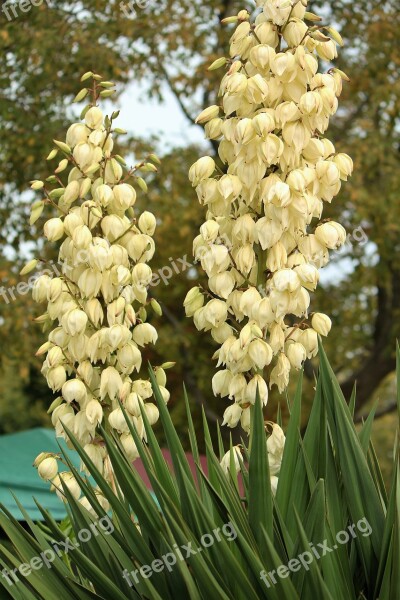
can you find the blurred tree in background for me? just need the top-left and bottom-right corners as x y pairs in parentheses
(0, 0), (399, 442)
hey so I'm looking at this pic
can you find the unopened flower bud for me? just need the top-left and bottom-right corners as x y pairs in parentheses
(196, 105), (220, 124)
(44, 218), (64, 242)
(138, 211), (156, 236)
(38, 457), (58, 481)
(311, 312), (331, 336)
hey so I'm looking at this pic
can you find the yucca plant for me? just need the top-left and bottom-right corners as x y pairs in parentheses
(0, 342), (399, 600)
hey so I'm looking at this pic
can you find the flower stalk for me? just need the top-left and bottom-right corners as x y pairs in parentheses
(25, 74), (170, 503)
(186, 0), (352, 431)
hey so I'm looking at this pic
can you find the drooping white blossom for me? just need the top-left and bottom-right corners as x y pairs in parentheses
(187, 0), (352, 431)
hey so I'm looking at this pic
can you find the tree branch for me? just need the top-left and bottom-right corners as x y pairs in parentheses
(153, 51), (196, 126)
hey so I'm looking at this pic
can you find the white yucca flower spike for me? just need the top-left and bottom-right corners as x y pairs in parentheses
(187, 0), (352, 431)
(27, 73), (170, 494)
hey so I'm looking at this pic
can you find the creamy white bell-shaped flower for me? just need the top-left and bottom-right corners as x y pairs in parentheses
(203, 299), (228, 328)
(218, 174), (242, 200)
(294, 263), (319, 291)
(333, 153), (353, 181)
(222, 403), (242, 428)
(37, 457), (58, 481)
(125, 392), (143, 417)
(212, 369), (233, 397)
(96, 184), (114, 207)
(62, 378), (87, 404)
(248, 339), (273, 370)
(100, 366), (123, 401)
(138, 211), (157, 236)
(117, 342), (142, 373)
(44, 218), (64, 242)
(300, 328), (319, 358)
(120, 433), (140, 460)
(286, 341), (307, 370)
(270, 353), (291, 393)
(66, 123), (88, 147)
(239, 321), (263, 347)
(32, 275), (52, 303)
(246, 374), (268, 405)
(184, 287), (205, 316)
(114, 183), (136, 210)
(270, 475), (279, 496)
(189, 157), (215, 186)
(220, 446), (242, 475)
(108, 407), (130, 433)
(264, 0), (292, 26)
(267, 423), (285, 458)
(64, 180), (80, 205)
(85, 106), (104, 130)
(209, 271), (235, 300)
(132, 323), (158, 347)
(53, 472), (81, 501)
(82, 444), (104, 475)
(239, 287), (262, 317)
(311, 312), (332, 336)
(234, 244), (255, 275)
(144, 403), (159, 426)
(196, 105), (220, 124)
(272, 269), (301, 293)
(315, 222), (347, 250)
(104, 158), (123, 183)
(85, 400), (103, 426)
(200, 219), (220, 243)
(62, 309), (88, 336)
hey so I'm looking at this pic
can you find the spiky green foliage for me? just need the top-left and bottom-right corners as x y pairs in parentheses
(0, 343), (399, 599)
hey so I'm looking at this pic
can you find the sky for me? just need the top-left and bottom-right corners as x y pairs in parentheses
(117, 81), (205, 150)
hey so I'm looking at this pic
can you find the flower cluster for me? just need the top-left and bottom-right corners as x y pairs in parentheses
(26, 73), (171, 501)
(186, 0), (352, 431)
(220, 422), (285, 493)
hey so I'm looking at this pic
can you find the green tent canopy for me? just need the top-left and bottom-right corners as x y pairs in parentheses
(0, 428), (81, 521)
